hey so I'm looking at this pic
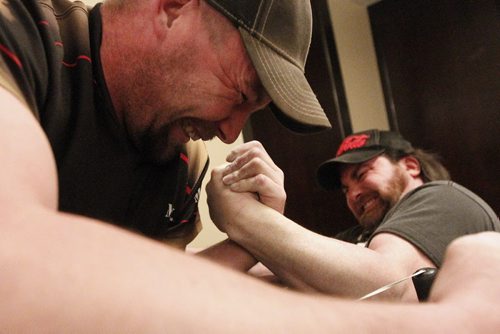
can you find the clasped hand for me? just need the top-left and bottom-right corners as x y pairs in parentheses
(206, 141), (286, 233)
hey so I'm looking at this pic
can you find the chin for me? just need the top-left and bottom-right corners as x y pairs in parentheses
(138, 135), (182, 164)
(152, 143), (183, 164)
(358, 212), (385, 229)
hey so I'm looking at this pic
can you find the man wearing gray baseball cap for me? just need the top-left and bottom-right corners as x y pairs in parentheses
(0, 0), (330, 251)
(0, 0), (330, 329)
(206, 0), (331, 132)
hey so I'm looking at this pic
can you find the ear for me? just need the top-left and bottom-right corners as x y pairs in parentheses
(155, 0), (191, 30)
(399, 156), (421, 178)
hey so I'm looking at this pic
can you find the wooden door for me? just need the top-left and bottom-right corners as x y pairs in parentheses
(370, 0), (499, 213)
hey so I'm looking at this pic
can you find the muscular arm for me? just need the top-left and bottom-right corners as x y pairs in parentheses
(207, 155), (434, 301)
(0, 87), (337, 332)
(197, 238), (258, 272)
(0, 86), (381, 332)
(0, 87), (497, 332)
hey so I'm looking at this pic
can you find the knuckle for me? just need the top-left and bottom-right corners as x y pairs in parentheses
(232, 169), (243, 180)
(247, 157), (263, 169)
(253, 141), (264, 149)
(254, 173), (267, 185)
(247, 140), (262, 148)
(248, 147), (260, 158)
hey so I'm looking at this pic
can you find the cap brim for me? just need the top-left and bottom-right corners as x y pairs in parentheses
(239, 28), (331, 133)
(317, 149), (385, 190)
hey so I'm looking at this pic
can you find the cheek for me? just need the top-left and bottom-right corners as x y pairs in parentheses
(363, 175), (385, 190)
(201, 102), (234, 120)
(345, 195), (358, 215)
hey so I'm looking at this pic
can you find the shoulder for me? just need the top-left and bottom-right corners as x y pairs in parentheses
(397, 181), (489, 210)
(403, 181), (497, 220)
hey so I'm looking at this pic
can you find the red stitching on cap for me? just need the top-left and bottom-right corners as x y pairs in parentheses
(185, 185), (192, 195)
(336, 134), (370, 156)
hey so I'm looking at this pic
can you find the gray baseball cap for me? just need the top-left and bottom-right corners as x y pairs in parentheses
(206, 0), (331, 133)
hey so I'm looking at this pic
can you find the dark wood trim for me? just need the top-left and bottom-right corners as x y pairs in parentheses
(311, 0), (352, 137)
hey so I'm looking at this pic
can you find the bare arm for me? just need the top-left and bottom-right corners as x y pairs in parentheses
(0, 87), (340, 332)
(198, 141), (286, 272)
(0, 87), (498, 332)
(207, 146), (434, 300)
(197, 238), (258, 272)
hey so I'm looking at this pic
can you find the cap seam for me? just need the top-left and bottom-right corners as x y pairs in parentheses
(253, 37), (325, 119)
(253, 0), (271, 35)
(210, 1), (304, 70)
(250, 29), (304, 71)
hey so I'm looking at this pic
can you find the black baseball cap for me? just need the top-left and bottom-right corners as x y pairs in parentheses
(317, 129), (414, 190)
(205, 0), (331, 133)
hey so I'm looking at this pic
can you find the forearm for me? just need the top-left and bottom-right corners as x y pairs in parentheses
(0, 205), (490, 332)
(224, 202), (414, 299)
(0, 205), (354, 332)
(197, 238), (258, 272)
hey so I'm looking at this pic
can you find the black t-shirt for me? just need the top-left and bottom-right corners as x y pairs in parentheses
(0, 0), (208, 245)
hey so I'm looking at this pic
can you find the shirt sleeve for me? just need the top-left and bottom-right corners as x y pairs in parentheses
(368, 182), (499, 266)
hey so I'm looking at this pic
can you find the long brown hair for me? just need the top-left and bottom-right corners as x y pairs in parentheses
(385, 148), (451, 182)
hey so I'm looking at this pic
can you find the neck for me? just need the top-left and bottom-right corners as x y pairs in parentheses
(400, 177), (424, 201)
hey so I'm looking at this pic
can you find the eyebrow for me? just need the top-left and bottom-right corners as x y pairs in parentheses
(340, 164), (360, 188)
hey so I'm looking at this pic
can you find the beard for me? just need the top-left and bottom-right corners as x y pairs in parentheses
(132, 121), (181, 164)
(132, 117), (218, 164)
(357, 167), (408, 229)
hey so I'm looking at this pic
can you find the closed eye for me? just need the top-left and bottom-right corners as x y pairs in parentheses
(240, 92), (248, 104)
(356, 167), (368, 181)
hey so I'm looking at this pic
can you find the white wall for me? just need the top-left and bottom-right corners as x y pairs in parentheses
(188, 138), (240, 249)
(327, 0), (388, 132)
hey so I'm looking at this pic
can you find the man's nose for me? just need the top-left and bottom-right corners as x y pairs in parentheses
(216, 110), (251, 144)
(346, 185), (362, 206)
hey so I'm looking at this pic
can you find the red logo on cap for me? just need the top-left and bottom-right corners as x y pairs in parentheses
(336, 134), (370, 156)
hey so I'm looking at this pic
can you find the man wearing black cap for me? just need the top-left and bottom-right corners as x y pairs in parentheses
(207, 129), (499, 300)
(317, 129), (452, 244)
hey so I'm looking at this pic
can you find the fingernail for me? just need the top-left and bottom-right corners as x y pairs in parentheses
(226, 152), (236, 162)
(222, 174), (233, 185)
(223, 163), (233, 174)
